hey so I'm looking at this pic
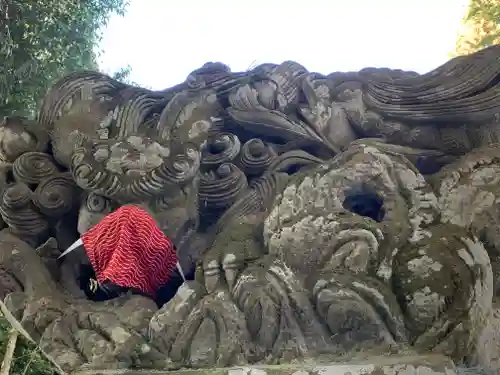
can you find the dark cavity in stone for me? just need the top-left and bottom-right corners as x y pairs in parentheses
(342, 184), (385, 222)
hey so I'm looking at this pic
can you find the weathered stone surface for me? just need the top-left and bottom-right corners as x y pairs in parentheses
(69, 354), (459, 375)
(1, 48), (500, 374)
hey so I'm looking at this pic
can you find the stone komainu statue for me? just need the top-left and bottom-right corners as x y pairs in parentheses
(1, 47), (500, 374)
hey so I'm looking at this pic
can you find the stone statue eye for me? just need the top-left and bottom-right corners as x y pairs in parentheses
(86, 192), (108, 213)
(186, 148), (199, 160)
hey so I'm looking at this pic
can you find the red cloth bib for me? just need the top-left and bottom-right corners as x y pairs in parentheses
(82, 205), (178, 296)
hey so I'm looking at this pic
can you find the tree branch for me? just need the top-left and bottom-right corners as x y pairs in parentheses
(0, 329), (18, 375)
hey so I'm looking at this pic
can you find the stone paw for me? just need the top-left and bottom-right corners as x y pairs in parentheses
(151, 282), (252, 368)
(202, 216), (266, 293)
(40, 295), (162, 371)
(307, 269), (408, 351)
(232, 258), (333, 362)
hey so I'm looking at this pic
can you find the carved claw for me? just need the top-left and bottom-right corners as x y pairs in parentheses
(168, 288), (253, 368)
(202, 217), (265, 293)
(149, 281), (206, 352)
(202, 247), (221, 293)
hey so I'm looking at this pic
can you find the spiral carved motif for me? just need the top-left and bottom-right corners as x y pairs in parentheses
(33, 173), (78, 217)
(201, 132), (241, 171)
(214, 172), (290, 234)
(13, 152), (59, 185)
(70, 135), (201, 202)
(0, 183), (48, 236)
(71, 145), (123, 199)
(239, 139), (277, 177)
(199, 163), (248, 225)
(2, 183), (31, 209)
(186, 62), (232, 90)
(124, 145), (201, 199)
(86, 192), (111, 213)
(156, 145), (201, 185)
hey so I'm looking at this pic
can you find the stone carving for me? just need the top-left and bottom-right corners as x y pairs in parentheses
(201, 132), (241, 171)
(239, 139), (277, 177)
(0, 183), (49, 240)
(13, 152), (59, 185)
(1, 46), (500, 374)
(430, 145), (500, 297)
(33, 173), (78, 217)
(198, 163), (248, 228)
(0, 117), (49, 162)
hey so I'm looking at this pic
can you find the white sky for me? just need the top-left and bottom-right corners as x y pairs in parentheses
(98, 0), (470, 90)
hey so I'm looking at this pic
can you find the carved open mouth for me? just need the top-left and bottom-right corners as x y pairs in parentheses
(342, 183), (386, 223)
(70, 133), (200, 202)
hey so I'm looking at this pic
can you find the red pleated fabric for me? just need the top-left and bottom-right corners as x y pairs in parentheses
(82, 205), (178, 296)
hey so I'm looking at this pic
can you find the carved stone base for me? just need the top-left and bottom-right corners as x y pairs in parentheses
(69, 354), (459, 375)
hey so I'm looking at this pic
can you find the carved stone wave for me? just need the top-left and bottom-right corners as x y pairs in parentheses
(158, 89), (224, 147)
(38, 71), (126, 132)
(186, 62), (232, 90)
(70, 133), (200, 202)
(33, 173), (79, 217)
(265, 149), (324, 175)
(364, 46), (500, 124)
(13, 152), (59, 185)
(238, 139), (277, 177)
(198, 163), (248, 227)
(0, 183), (49, 237)
(201, 132), (241, 171)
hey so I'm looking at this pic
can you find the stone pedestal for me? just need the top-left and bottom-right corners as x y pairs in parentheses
(70, 354), (458, 375)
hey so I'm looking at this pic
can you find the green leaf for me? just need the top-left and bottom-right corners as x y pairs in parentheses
(0, 0), (130, 117)
(480, 30), (500, 47)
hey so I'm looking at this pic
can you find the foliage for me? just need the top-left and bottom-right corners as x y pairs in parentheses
(0, 314), (57, 375)
(111, 64), (140, 86)
(454, 0), (500, 56)
(0, 0), (131, 118)
(112, 64), (133, 82)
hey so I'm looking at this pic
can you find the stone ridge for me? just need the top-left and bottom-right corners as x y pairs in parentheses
(70, 354), (457, 375)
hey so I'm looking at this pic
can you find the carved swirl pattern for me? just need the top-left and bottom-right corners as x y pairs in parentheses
(201, 132), (241, 171)
(199, 163), (248, 226)
(158, 144), (201, 185)
(70, 134), (200, 202)
(186, 62), (232, 89)
(213, 171), (290, 235)
(13, 152), (59, 185)
(33, 173), (78, 217)
(71, 141), (122, 198)
(239, 139), (277, 177)
(0, 183), (49, 236)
